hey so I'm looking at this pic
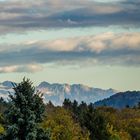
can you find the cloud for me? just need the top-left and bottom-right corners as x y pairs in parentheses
(0, 64), (43, 73)
(0, 32), (140, 73)
(29, 32), (140, 52)
(0, 0), (139, 34)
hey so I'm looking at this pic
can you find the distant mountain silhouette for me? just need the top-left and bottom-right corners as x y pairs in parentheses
(94, 91), (140, 108)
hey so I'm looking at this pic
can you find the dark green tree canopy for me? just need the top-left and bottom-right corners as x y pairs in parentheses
(3, 78), (50, 140)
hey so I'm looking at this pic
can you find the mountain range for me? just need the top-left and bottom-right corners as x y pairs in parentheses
(0, 81), (117, 105)
(94, 91), (140, 108)
(1, 81), (140, 107)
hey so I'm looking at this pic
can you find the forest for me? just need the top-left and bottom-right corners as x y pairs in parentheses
(0, 79), (140, 140)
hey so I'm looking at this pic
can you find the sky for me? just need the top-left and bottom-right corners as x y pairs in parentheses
(0, 0), (140, 91)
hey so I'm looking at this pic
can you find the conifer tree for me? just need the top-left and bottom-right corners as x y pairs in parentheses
(3, 78), (50, 140)
(83, 104), (110, 140)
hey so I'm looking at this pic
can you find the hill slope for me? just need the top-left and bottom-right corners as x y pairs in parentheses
(94, 91), (140, 108)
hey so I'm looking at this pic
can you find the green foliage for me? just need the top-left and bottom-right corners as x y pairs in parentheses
(63, 100), (110, 140)
(63, 100), (140, 140)
(41, 106), (90, 140)
(0, 124), (4, 135)
(98, 106), (140, 140)
(81, 104), (110, 140)
(127, 120), (140, 140)
(3, 78), (50, 140)
(0, 88), (140, 140)
(0, 98), (8, 114)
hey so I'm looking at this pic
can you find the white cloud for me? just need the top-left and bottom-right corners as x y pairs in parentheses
(1, 32), (140, 54)
(29, 32), (140, 52)
(0, 32), (140, 73)
(0, 66), (18, 73)
(0, 64), (43, 73)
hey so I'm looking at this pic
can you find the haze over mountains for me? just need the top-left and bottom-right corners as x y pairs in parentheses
(0, 81), (117, 105)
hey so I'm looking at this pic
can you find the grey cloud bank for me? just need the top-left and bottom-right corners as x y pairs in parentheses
(0, 0), (140, 73)
(0, 0), (140, 34)
(0, 32), (140, 72)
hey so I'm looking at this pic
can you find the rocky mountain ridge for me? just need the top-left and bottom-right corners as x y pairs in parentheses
(0, 81), (117, 105)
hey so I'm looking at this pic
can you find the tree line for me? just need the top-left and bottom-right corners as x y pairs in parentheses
(0, 79), (140, 140)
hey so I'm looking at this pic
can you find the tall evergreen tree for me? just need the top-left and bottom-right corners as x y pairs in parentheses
(63, 98), (72, 110)
(82, 104), (110, 140)
(3, 78), (50, 140)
